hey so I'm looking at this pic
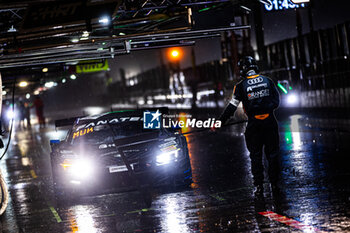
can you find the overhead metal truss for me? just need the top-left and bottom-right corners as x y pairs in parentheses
(0, 0), (265, 70)
(0, 25), (250, 68)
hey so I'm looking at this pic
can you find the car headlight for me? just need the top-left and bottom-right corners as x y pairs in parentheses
(6, 109), (16, 120)
(60, 158), (94, 179)
(156, 150), (179, 166)
(286, 93), (298, 106)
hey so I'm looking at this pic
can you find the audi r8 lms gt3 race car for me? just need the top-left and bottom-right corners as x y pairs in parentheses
(50, 109), (192, 198)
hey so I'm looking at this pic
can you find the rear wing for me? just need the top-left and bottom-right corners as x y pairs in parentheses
(109, 107), (169, 116)
(138, 107), (168, 114)
(54, 116), (85, 128)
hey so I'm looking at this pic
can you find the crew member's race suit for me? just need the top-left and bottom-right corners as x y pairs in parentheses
(219, 72), (280, 188)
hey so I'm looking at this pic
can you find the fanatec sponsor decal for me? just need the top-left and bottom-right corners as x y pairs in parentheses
(76, 117), (142, 131)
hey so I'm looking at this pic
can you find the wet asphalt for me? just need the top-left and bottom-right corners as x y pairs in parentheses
(0, 113), (350, 232)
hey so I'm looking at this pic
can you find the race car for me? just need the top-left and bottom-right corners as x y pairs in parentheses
(50, 108), (192, 197)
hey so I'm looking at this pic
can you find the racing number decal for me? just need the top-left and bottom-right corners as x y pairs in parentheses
(73, 127), (94, 139)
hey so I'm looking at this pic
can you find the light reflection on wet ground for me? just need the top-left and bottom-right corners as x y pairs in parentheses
(0, 114), (349, 232)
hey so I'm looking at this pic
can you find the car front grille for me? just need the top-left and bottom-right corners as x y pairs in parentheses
(99, 151), (124, 166)
(99, 146), (152, 170)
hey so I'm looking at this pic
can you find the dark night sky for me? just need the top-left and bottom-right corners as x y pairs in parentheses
(262, 0), (350, 45)
(108, 0), (350, 81)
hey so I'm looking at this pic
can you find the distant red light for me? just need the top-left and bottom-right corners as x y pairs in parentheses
(168, 48), (182, 61)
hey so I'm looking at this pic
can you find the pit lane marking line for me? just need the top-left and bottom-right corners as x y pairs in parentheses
(126, 208), (155, 214)
(208, 186), (254, 201)
(30, 169), (38, 179)
(97, 213), (116, 218)
(57, 213), (116, 223)
(216, 186), (255, 195)
(49, 206), (62, 223)
(259, 211), (321, 232)
(209, 194), (226, 201)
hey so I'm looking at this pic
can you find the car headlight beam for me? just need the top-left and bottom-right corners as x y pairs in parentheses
(60, 158), (94, 180)
(156, 150), (179, 166)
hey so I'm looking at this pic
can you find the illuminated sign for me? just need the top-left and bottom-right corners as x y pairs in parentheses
(76, 59), (109, 73)
(264, 0), (306, 11)
(290, 0), (309, 3)
(22, 0), (119, 30)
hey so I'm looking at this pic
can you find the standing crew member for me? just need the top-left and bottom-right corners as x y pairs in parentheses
(33, 96), (45, 128)
(217, 56), (281, 197)
(24, 102), (31, 128)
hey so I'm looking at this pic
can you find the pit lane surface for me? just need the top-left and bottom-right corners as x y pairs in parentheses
(0, 113), (350, 232)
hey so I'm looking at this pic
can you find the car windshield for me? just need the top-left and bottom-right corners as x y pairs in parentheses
(70, 121), (156, 145)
